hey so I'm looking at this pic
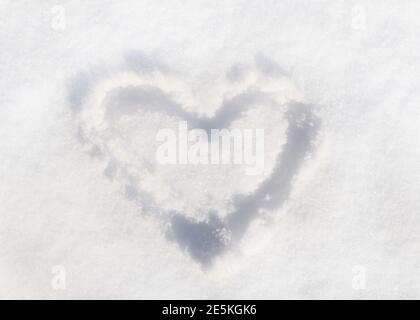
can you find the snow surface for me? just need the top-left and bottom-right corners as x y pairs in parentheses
(1, 0), (420, 299)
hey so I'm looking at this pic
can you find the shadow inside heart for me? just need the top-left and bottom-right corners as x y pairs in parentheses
(68, 53), (320, 267)
(167, 102), (319, 266)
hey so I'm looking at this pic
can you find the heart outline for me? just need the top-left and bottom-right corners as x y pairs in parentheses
(69, 53), (320, 266)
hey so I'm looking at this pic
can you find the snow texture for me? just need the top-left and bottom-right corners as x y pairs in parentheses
(0, 0), (419, 299)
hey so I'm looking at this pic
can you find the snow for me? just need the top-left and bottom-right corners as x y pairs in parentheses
(0, 0), (419, 299)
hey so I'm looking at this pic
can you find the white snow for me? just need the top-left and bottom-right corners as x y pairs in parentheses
(0, 0), (419, 299)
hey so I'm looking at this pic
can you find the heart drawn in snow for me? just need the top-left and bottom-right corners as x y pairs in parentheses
(69, 53), (320, 266)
